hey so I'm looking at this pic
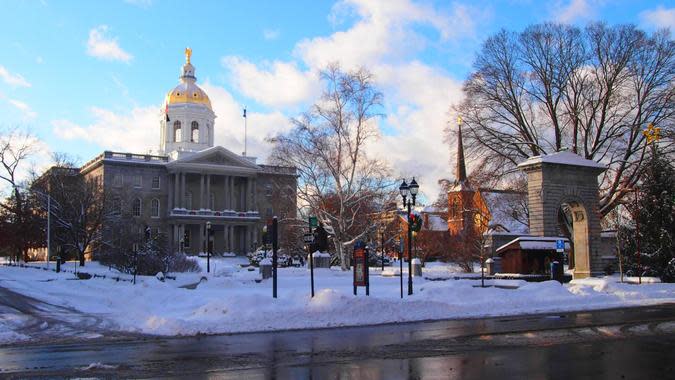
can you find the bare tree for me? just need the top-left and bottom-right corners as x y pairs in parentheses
(452, 23), (674, 217)
(0, 127), (41, 261)
(33, 156), (107, 267)
(268, 64), (395, 269)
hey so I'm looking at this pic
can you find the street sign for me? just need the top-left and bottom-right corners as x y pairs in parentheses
(303, 233), (315, 243)
(309, 216), (318, 229)
(556, 239), (565, 253)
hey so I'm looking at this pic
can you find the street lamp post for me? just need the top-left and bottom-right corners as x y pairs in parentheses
(399, 178), (419, 296)
(206, 221), (212, 273)
(380, 225), (385, 271)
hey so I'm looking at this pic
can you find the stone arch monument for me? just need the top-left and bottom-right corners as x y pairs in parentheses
(518, 152), (608, 279)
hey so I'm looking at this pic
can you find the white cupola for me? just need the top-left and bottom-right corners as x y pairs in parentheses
(159, 47), (216, 158)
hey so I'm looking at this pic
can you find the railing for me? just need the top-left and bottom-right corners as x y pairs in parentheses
(81, 150), (169, 172)
(170, 209), (260, 219)
(104, 151), (169, 163)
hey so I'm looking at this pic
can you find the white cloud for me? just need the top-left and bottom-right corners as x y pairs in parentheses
(218, 0), (475, 198)
(296, 0), (478, 70)
(86, 25), (133, 63)
(263, 29), (280, 40)
(51, 82), (293, 163)
(202, 82), (294, 160)
(53, 105), (157, 153)
(222, 57), (320, 108)
(640, 6), (675, 30)
(0, 65), (31, 87)
(553, 0), (594, 23)
(6, 98), (37, 119)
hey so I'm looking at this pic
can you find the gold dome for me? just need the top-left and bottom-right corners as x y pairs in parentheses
(165, 82), (212, 109)
(164, 48), (212, 110)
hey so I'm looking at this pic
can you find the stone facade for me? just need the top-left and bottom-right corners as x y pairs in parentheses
(518, 152), (609, 278)
(80, 150), (296, 257)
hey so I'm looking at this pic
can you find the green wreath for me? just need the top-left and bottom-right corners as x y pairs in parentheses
(410, 214), (422, 232)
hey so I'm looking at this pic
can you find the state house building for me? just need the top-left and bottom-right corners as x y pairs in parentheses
(77, 49), (297, 256)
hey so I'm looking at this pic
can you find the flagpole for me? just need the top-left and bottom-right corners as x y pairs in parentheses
(243, 107), (247, 157)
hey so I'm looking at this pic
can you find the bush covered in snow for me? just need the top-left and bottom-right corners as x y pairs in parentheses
(99, 232), (200, 275)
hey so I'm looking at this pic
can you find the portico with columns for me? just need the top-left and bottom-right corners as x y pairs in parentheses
(165, 146), (261, 255)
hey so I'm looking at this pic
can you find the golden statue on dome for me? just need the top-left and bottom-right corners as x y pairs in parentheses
(185, 47), (192, 64)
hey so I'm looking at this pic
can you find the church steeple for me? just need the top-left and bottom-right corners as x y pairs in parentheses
(455, 116), (467, 183)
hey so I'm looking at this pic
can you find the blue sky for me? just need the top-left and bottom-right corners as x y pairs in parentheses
(1, 0), (673, 199)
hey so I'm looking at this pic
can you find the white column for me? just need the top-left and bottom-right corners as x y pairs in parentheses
(181, 172), (186, 209)
(252, 178), (257, 212)
(199, 174), (204, 209)
(198, 224), (204, 254)
(229, 226), (234, 253)
(245, 178), (251, 211)
(168, 174), (174, 211)
(206, 174), (211, 209)
(223, 224), (229, 252)
(175, 173), (179, 208)
(231, 177), (236, 211)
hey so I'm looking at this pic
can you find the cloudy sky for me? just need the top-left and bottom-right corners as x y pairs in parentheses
(1, 0), (672, 200)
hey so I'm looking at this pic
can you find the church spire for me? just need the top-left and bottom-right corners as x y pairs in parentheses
(456, 116), (467, 183)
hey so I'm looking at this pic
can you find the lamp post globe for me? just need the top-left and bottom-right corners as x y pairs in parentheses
(408, 177), (419, 197)
(399, 180), (409, 201)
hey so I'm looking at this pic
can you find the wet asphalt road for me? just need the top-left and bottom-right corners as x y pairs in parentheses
(0, 304), (674, 379)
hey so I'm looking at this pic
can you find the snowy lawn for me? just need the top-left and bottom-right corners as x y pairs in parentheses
(0, 259), (673, 344)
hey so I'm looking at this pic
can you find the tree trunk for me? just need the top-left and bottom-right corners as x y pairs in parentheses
(79, 251), (85, 267)
(334, 239), (349, 271)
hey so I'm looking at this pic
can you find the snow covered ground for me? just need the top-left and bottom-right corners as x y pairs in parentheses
(0, 258), (673, 345)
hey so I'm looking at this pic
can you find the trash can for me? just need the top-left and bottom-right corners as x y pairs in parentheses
(411, 258), (422, 277)
(312, 251), (331, 268)
(550, 260), (563, 283)
(259, 258), (273, 280)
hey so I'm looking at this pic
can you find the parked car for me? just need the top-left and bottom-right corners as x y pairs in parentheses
(368, 251), (391, 267)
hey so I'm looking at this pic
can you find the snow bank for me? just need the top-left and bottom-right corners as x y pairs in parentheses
(0, 260), (673, 344)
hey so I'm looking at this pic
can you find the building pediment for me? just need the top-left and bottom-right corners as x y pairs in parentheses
(166, 146), (260, 173)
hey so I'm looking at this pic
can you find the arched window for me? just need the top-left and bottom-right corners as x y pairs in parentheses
(132, 198), (142, 217)
(173, 121), (182, 142)
(151, 198), (160, 218)
(191, 121), (199, 142)
(185, 191), (193, 210)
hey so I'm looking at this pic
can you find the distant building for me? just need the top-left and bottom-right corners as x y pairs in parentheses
(37, 50), (297, 259)
(394, 120), (527, 261)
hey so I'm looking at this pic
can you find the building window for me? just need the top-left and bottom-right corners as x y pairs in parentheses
(151, 198), (160, 218)
(133, 175), (142, 188)
(132, 198), (142, 217)
(450, 200), (459, 218)
(185, 192), (193, 210)
(183, 229), (191, 248)
(174, 121), (182, 142)
(266, 207), (273, 217)
(265, 184), (273, 197)
(111, 197), (121, 215)
(191, 121), (199, 142)
(209, 192), (215, 210)
(152, 176), (160, 189)
(113, 174), (123, 187)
